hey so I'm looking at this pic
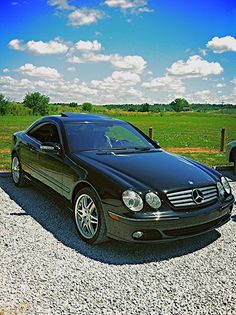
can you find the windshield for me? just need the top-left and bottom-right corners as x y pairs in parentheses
(65, 122), (156, 152)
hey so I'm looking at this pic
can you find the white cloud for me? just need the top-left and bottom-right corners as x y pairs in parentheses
(207, 36), (236, 53)
(194, 90), (211, 97)
(9, 38), (104, 55)
(231, 78), (236, 84)
(0, 73), (144, 104)
(67, 67), (76, 72)
(104, 0), (152, 13)
(8, 39), (24, 51)
(73, 40), (102, 52)
(68, 8), (105, 26)
(137, 7), (153, 12)
(67, 52), (146, 73)
(167, 55), (223, 78)
(8, 38), (69, 55)
(48, 1), (106, 27)
(67, 56), (83, 63)
(2, 71), (236, 104)
(15, 64), (62, 80)
(191, 89), (227, 104)
(91, 71), (140, 90)
(0, 76), (36, 94)
(89, 71), (143, 103)
(104, 0), (146, 9)
(215, 83), (225, 88)
(67, 52), (109, 64)
(47, 0), (75, 10)
(110, 55), (146, 73)
(142, 75), (185, 93)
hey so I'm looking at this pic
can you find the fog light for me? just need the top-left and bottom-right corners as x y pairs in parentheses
(132, 231), (143, 239)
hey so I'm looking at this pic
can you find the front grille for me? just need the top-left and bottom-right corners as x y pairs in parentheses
(166, 185), (218, 208)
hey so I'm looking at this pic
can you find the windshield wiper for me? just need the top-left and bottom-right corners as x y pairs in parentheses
(133, 146), (152, 151)
(96, 146), (153, 152)
(79, 146), (155, 154)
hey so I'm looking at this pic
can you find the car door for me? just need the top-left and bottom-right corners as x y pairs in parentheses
(20, 123), (43, 181)
(27, 122), (65, 194)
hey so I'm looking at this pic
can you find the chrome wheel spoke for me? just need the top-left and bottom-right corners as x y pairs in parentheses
(87, 222), (94, 235)
(82, 196), (88, 208)
(88, 202), (95, 213)
(90, 215), (98, 224)
(82, 221), (87, 229)
(77, 208), (84, 217)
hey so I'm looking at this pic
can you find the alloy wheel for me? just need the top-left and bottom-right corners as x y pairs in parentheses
(75, 194), (99, 239)
(12, 156), (20, 184)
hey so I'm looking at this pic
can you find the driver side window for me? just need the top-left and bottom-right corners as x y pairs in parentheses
(28, 123), (60, 144)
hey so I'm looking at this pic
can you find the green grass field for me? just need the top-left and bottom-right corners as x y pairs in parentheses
(0, 112), (235, 171)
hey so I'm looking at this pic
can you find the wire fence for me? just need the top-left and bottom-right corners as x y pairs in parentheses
(148, 128), (236, 151)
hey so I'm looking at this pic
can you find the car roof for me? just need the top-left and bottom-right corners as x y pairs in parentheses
(40, 112), (124, 123)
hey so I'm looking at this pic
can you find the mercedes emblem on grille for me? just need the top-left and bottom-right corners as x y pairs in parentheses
(192, 189), (204, 204)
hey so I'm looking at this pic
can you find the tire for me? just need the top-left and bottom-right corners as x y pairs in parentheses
(73, 187), (108, 244)
(233, 154), (236, 176)
(11, 154), (28, 187)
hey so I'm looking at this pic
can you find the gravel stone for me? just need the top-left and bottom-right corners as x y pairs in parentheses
(0, 174), (235, 315)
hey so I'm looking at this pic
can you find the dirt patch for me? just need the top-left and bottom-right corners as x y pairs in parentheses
(0, 148), (10, 154)
(165, 147), (219, 154)
(0, 147), (219, 154)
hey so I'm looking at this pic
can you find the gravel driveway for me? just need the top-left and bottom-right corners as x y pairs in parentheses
(0, 171), (236, 315)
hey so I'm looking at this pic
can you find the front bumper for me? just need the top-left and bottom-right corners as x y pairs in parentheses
(105, 197), (234, 243)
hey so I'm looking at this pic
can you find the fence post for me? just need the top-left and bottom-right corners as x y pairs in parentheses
(220, 128), (225, 152)
(149, 127), (153, 140)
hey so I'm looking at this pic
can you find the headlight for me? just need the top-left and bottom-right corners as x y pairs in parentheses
(217, 182), (225, 197)
(145, 192), (162, 209)
(122, 190), (143, 212)
(221, 177), (231, 194)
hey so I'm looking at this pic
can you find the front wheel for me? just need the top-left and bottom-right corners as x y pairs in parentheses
(74, 187), (108, 244)
(11, 154), (28, 187)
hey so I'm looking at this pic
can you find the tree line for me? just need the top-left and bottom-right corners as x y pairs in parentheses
(0, 92), (93, 116)
(0, 92), (235, 116)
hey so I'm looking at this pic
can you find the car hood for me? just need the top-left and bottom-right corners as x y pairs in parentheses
(74, 149), (219, 192)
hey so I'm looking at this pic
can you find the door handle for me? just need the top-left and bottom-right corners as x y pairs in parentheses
(28, 144), (38, 153)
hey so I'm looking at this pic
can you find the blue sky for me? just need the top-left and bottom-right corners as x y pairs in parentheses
(1, 0), (236, 104)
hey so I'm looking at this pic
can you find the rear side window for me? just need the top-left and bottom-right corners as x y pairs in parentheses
(28, 123), (60, 143)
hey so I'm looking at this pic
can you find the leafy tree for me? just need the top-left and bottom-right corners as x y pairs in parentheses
(0, 94), (8, 115)
(69, 102), (77, 107)
(23, 92), (49, 115)
(82, 102), (93, 112)
(170, 98), (189, 112)
(139, 103), (150, 112)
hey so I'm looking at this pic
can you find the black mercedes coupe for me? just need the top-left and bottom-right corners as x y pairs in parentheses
(11, 113), (234, 244)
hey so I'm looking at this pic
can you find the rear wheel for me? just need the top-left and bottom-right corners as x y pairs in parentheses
(11, 154), (28, 187)
(74, 187), (107, 244)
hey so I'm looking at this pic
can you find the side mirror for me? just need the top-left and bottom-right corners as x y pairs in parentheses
(40, 142), (61, 153)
